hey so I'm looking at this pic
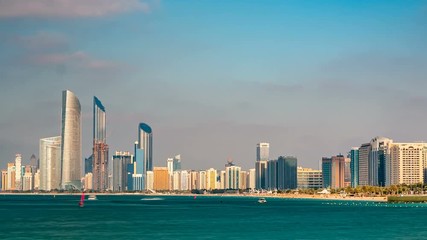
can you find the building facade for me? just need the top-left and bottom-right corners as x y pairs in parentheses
(61, 90), (82, 190)
(92, 96), (109, 191)
(40, 136), (61, 191)
(297, 167), (323, 189)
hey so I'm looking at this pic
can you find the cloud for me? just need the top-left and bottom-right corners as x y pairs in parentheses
(17, 31), (69, 52)
(28, 51), (122, 70)
(0, 0), (156, 18)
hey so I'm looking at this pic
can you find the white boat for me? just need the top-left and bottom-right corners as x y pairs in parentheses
(258, 198), (267, 204)
(88, 195), (97, 201)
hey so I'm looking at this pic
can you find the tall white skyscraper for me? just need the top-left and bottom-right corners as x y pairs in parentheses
(61, 90), (82, 190)
(14, 154), (22, 191)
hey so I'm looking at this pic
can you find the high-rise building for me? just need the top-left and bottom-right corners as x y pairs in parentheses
(219, 170), (226, 189)
(369, 137), (393, 186)
(30, 154), (38, 172)
(92, 96), (109, 191)
(112, 151), (132, 192)
(349, 148), (359, 187)
(22, 166), (33, 191)
(135, 123), (153, 190)
(84, 155), (93, 175)
(138, 123), (153, 172)
(322, 157), (332, 189)
(267, 160), (277, 190)
(173, 155), (181, 171)
(198, 170), (207, 190)
(277, 156), (297, 190)
(358, 143), (370, 186)
(189, 171), (198, 190)
(344, 158), (351, 187)
(84, 173), (93, 190)
(206, 168), (217, 190)
(14, 154), (22, 191)
(34, 170), (40, 190)
(248, 168), (256, 190)
(297, 167), (323, 189)
(7, 163), (15, 190)
(390, 143), (427, 185)
(173, 171), (181, 190)
(257, 143), (269, 161)
(40, 136), (61, 191)
(167, 158), (173, 190)
(322, 155), (346, 189)
(1, 170), (7, 191)
(255, 160), (267, 189)
(239, 170), (247, 190)
(146, 171), (154, 190)
(180, 170), (189, 191)
(61, 90), (82, 190)
(153, 167), (168, 191)
(225, 165), (241, 189)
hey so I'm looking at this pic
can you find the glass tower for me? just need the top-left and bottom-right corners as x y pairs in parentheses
(92, 96), (109, 191)
(61, 90), (82, 190)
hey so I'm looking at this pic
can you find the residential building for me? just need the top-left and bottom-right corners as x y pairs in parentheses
(153, 167), (168, 191)
(390, 143), (427, 185)
(297, 167), (323, 189)
(225, 165), (241, 189)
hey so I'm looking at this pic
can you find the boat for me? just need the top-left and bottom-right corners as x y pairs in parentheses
(79, 192), (85, 207)
(88, 194), (97, 201)
(258, 198), (267, 204)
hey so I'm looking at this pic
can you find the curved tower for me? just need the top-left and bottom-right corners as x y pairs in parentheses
(61, 90), (82, 190)
(138, 123), (153, 173)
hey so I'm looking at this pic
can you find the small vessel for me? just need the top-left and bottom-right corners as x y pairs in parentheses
(88, 194), (97, 201)
(79, 192), (85, 207)
(258, 198), (267, 204)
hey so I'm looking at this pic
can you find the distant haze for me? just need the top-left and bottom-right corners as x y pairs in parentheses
(1, 0), (427, 171)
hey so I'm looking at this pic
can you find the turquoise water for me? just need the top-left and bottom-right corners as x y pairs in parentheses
(1, 195), (427, 239)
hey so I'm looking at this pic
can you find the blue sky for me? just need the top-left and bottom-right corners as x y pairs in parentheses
(1, 0), (427, 171)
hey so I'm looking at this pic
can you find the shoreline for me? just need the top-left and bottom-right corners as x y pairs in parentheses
(0, 192), (388, 202)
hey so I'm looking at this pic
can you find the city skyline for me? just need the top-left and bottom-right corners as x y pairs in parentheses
(1, 1), (427, 171)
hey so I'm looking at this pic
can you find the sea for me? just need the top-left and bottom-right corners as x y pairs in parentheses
(1, 194), (426, 239)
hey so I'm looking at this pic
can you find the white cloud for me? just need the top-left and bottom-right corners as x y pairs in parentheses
(0, 0), (156, 18)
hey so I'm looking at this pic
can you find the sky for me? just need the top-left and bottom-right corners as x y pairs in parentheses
(0, 0), (427, 171)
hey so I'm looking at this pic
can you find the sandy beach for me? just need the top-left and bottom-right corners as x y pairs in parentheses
(0, 192), (388, 202)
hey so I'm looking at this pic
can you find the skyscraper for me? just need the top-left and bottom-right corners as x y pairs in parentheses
(135, 123), (152, 189)
(322, 155), (346, 189)
(112, 151), (132, 192)
(369, 137), (393, 186)
(256, 143), (269, 161)
(92, 96), (109, 191)
(61, 90), (82, 190)
(173, 154), (181, 171)
(40, 136), (61, 191)
(255, 160), (267, 189)
(277, 156), (297, 190)
(349, 148), (359, 187)
(15, 154), (22, 191)
(225, 165), (241, 189)
(390, 143), (427, 185)
(358, 143), (370, 186)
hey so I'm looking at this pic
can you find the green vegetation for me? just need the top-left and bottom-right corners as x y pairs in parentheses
(298, 183), (427, 197)
(388, 196), (427, 203)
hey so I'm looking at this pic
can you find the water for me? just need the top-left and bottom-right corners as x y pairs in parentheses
(1, 194), (426, 239)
